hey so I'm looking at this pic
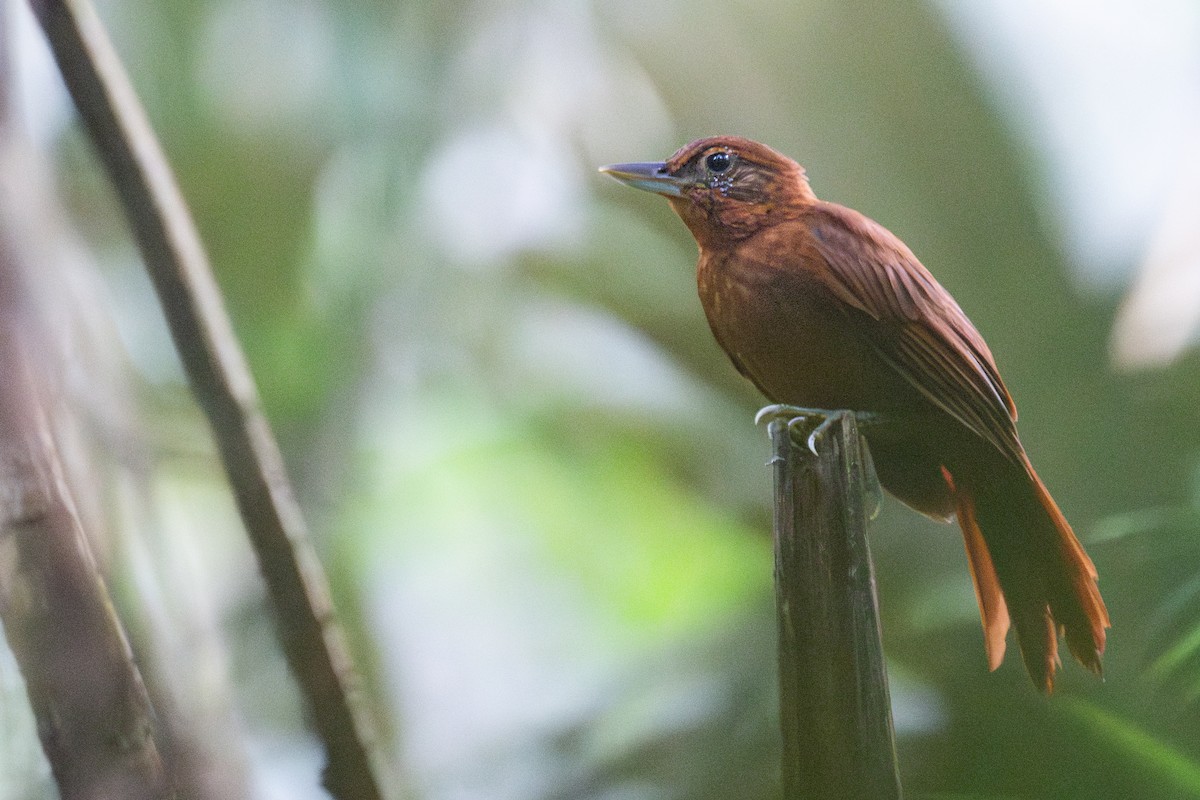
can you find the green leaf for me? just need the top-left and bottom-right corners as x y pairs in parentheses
(1062, 698), (1200, 795)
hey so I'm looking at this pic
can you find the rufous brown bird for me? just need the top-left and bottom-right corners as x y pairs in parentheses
(601, 136), (1108, 691)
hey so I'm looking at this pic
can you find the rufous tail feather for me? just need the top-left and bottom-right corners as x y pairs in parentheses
(944, 459), (1109, 692)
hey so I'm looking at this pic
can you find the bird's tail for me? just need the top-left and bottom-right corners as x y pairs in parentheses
(946, 457), (1109, 692)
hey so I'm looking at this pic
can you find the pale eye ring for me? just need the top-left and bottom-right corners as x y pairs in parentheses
(705, 151), (732, 173)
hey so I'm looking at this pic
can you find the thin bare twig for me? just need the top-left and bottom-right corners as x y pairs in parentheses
(26, 0), (385, 797)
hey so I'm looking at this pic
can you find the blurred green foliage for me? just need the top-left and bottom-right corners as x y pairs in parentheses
(5, 0), (1200, 798)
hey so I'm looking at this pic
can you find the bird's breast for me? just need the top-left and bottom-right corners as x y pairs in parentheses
(697, 249), (907, 412)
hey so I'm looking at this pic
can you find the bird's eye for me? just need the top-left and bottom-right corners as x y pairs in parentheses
(705, 151), (732, 173)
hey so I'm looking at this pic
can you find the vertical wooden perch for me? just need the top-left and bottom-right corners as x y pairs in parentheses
(764, 409), (902, 800)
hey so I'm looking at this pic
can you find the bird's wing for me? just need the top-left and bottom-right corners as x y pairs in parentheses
(804, 203), (1022, 463)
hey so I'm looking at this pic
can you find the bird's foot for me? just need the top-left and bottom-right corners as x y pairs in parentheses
(756, 405), (884, 519)
(755, 405), (880, 456)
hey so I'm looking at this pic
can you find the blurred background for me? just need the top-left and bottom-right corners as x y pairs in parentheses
(3, 0), (1200, 797)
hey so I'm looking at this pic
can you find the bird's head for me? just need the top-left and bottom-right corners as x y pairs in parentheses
(600, 136), (815, 249)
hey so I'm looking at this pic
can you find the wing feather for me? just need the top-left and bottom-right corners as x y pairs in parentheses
(806, 203), (1022, 462)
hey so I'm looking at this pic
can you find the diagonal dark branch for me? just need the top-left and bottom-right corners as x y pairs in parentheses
(0, 248), (171, 800)
(26, 0), (386, 797)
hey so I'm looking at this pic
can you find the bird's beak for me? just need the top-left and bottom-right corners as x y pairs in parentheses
(598, 161), (686, 198)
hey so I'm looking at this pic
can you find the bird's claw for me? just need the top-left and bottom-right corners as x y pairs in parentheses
(754, 404), (802, 426)
(756, 405), (883, 457)
(801, 415), (839, 456)
(756, 405), (842, 455)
